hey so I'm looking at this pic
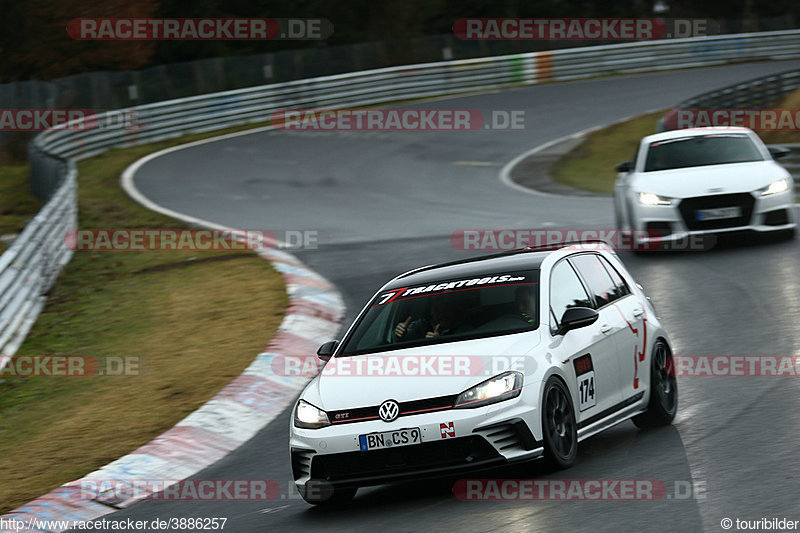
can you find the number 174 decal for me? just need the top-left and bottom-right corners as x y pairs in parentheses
(573, 354), (596, 411)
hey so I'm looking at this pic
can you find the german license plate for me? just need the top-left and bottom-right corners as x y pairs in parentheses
(696, 207), (741, 221)
(359, 428), (421, 451)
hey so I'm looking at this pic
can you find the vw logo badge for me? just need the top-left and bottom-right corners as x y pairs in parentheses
(378, 400), (400, 422)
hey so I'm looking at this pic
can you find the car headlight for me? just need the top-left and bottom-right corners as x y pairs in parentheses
(294, 400), (331, 429)
(638, 192), (672, 206)
(454, 371), (523, 409)
(760, 178), (789, 196)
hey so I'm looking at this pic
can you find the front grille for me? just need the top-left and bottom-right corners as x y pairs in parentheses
(402, 395), (458, 415)
(764, 209), (789, 226)
(329, 394), (458, 425)
(291, 448), (314, 481)
(678, 193), (755, 231)
(310, 436), (499, 482)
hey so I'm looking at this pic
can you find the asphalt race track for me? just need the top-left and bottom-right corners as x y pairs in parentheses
(98, 61), (800, 532)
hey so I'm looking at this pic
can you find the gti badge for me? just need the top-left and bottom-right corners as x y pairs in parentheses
(378, 400), (399, 422)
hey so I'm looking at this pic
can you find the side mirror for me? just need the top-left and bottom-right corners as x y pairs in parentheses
(316, 340), (339, 361)
(556, 307), (599, 336)
(615, 161), (633, 173)
(768, 145), (790, 160)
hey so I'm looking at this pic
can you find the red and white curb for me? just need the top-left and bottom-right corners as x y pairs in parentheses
(2, 144), (345, 532)
(2, 247), (343, 531)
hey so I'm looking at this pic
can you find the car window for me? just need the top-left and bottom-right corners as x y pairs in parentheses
(550, 260), (592, 327)
(339, 271), (539, 355)
(598, 255), (631, 301)
(644, 133), (764, 171)
(569, 254), (618, 308)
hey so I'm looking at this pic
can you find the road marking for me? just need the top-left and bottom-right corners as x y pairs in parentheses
(453, 161), (496, 166)
(258, 505), (290, 514)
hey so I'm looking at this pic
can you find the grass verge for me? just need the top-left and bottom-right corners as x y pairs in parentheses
(550, 111), (667, 194)
(757, 87), (800, 145)
(0, 122), (290, 513)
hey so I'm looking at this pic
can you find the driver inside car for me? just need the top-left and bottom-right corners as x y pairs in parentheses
(393, 298), (461, 341)
(515, 285), (537, 324)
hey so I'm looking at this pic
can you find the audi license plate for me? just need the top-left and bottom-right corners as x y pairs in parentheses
(695, 207), (741, 221)
(359, 428), (421, 451)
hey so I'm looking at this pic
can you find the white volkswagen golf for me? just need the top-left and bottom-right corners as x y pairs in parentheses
(614, 127), (796, 247)
(289, 243), (676, 504)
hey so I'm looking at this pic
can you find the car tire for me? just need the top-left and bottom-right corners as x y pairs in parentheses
(298, 482), (357, 505)
(541, 376), (578, 470)
(633, 339), (677, 428)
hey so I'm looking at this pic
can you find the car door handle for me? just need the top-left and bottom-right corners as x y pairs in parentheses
(632, 307), (644, 318)
(600, 324), (613, 334)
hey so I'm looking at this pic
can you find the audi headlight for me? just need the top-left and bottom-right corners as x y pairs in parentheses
(638, 192), (672, 206)
(294, 400), (331, 429)
(454, 371), (523, 409)
(760, 178), (789, 196)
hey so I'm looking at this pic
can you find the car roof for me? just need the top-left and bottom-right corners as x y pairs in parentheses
(383, 243), (611, 289)
(642, 126), (753, 145)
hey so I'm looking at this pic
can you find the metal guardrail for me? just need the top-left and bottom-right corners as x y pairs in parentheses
(31, 53), (539, 165)
(0, 166), (76, 357)
(2, 29), (800, 357)
(680, 69), (800, 109)
(546, 31), (800, 80)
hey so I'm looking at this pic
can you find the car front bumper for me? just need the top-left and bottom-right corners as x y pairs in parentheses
(632, 190), (796, 246)
(289, 394), (542, 490)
